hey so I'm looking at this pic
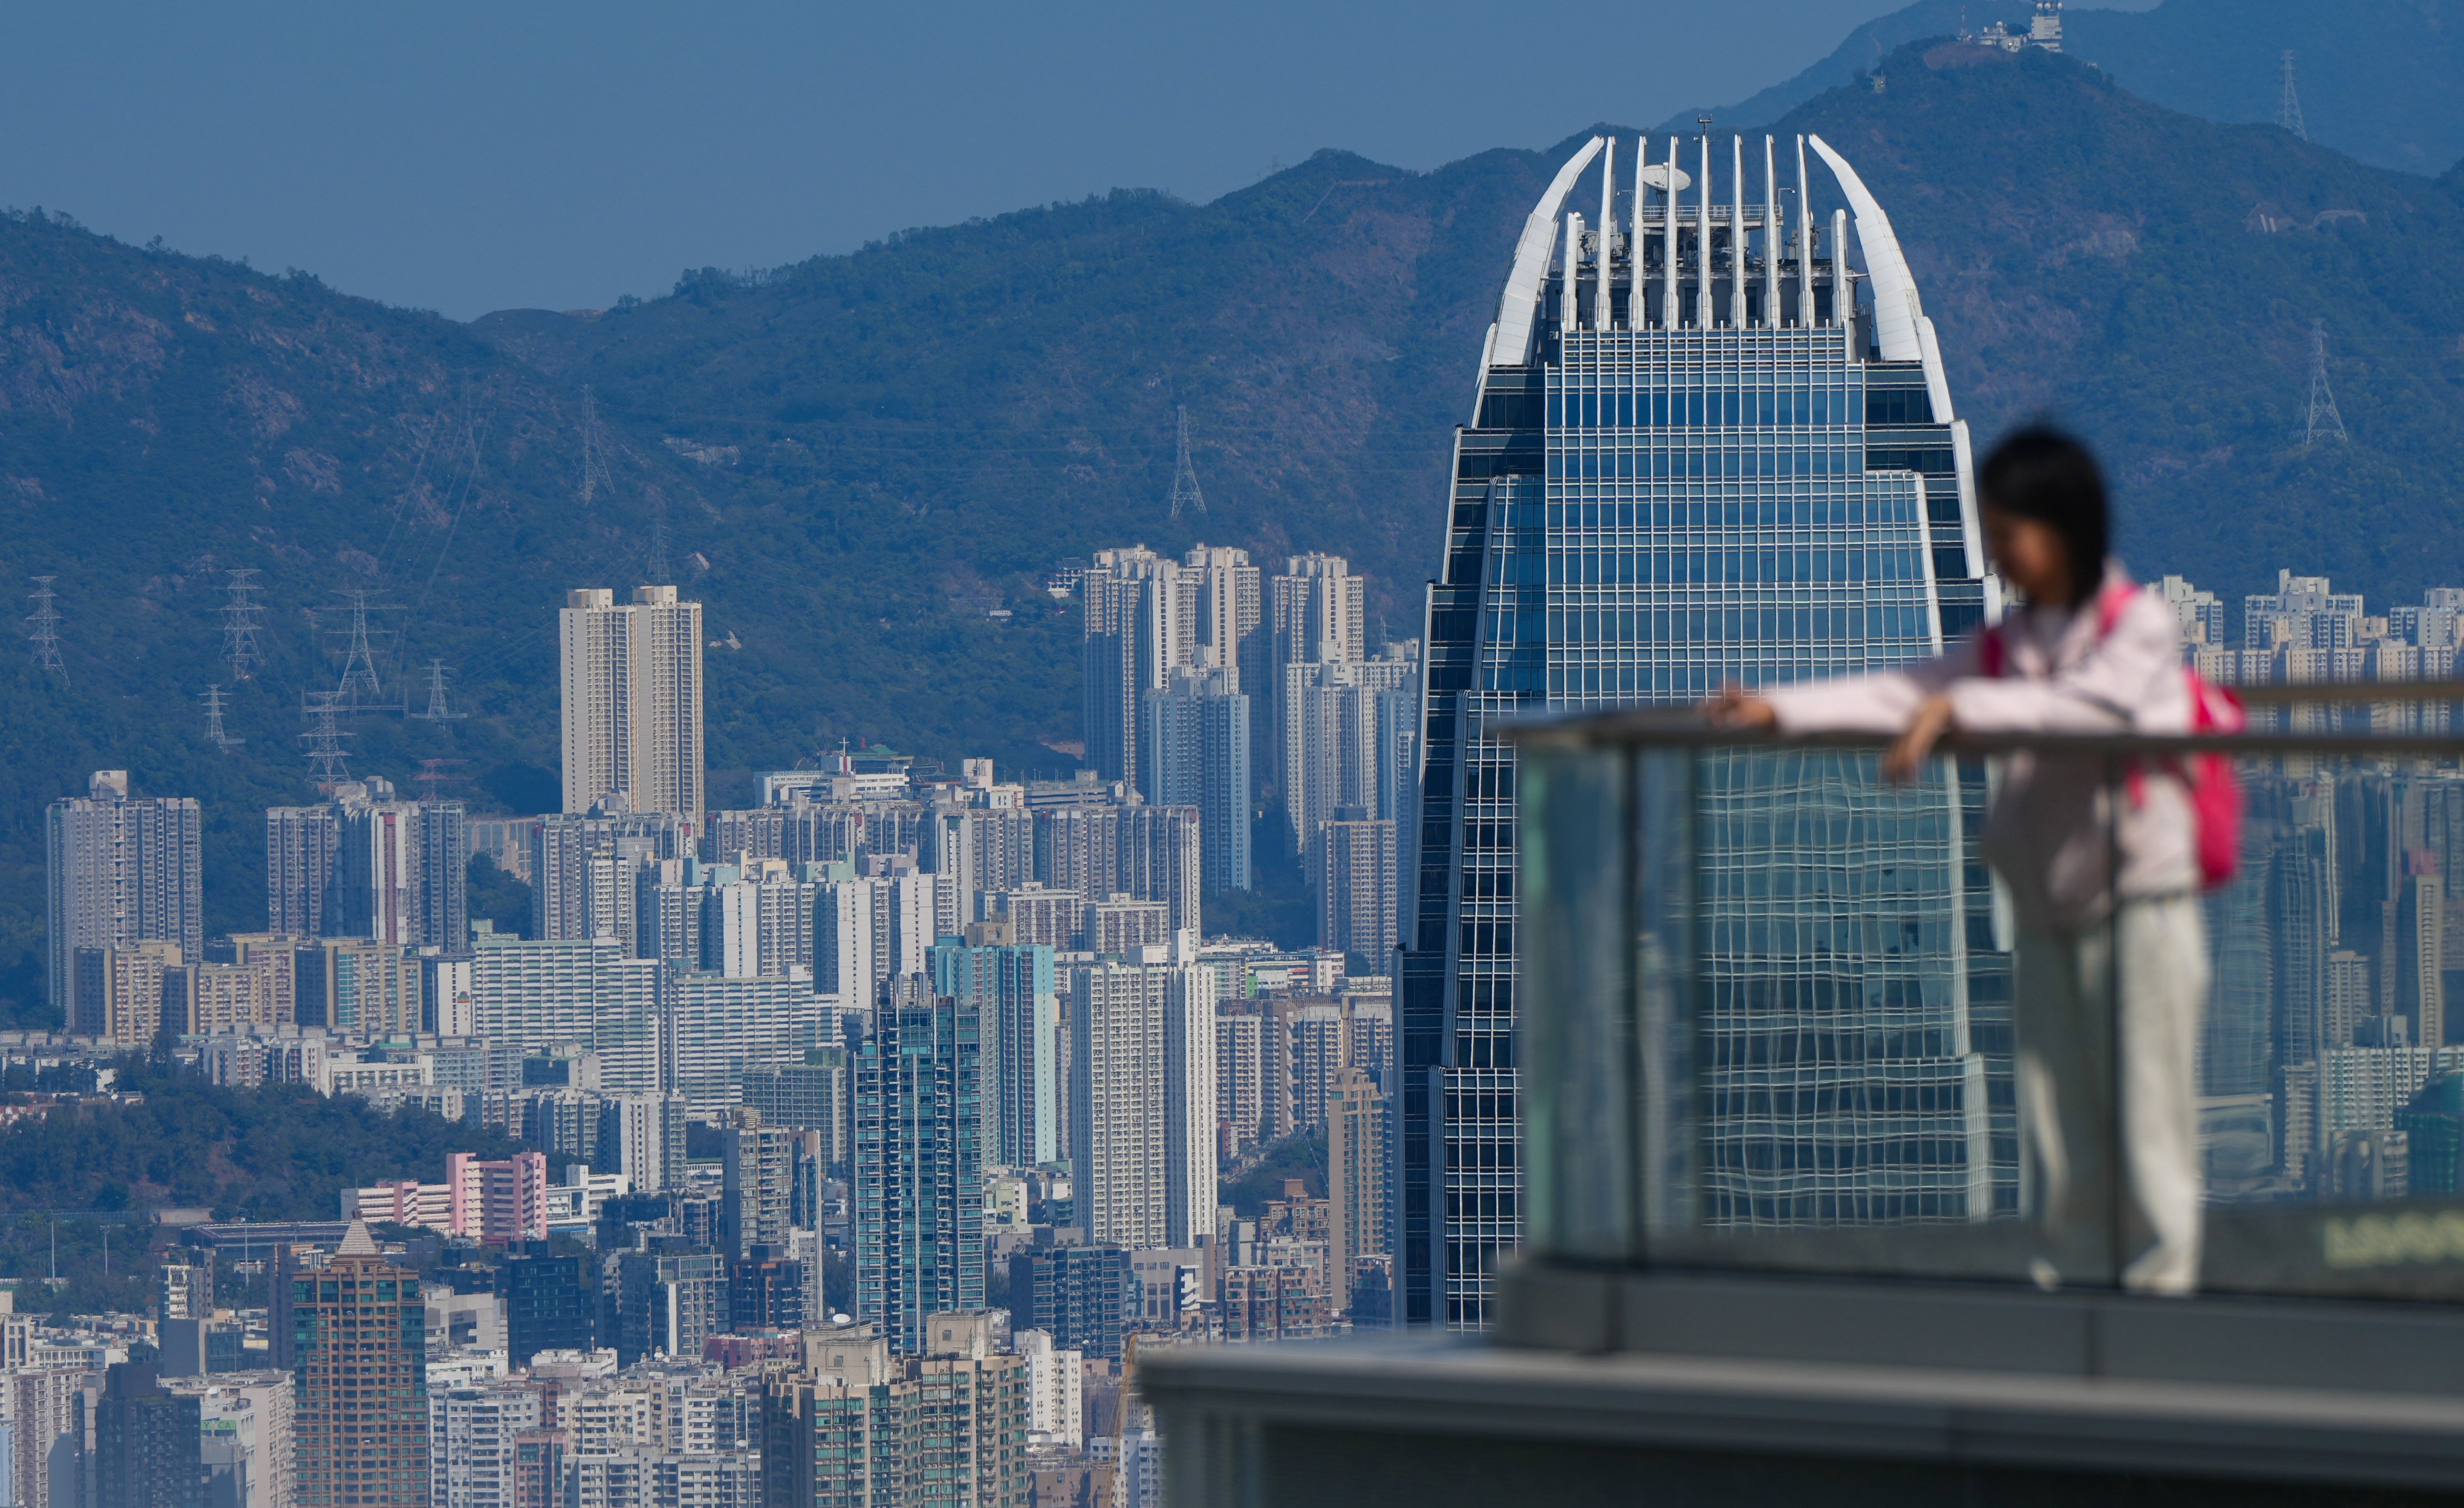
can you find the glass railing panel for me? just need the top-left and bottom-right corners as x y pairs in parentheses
(2199, 748), (2464, 1300)
(1518, 746), (1635, 1261)
(1628, 743), (2061, 1284)
(1510, 698), (2464, 1301)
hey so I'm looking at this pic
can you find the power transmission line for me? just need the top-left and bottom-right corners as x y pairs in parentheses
(26, 576), (66, 682)
(1167, 405), (1206, 519)
(2278, 50), (2308, 141)
(2298, 319), (2349, 446)
(200, 686), (242, 751)
(221, 568), (267, 682)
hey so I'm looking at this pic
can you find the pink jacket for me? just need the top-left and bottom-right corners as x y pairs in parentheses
(1763, 564), (2197, 928)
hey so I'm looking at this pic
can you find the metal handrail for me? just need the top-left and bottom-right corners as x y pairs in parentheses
(1498, 705), (2464, 759)
(2228, 677), (2464, 706)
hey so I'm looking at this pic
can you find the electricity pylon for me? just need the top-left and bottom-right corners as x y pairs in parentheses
(409, 659), (466, 721)
(2278, 51), (2308, 141)
(2298, 320), (2348, 446)
(301, 690), (353, 790)
(200, 686), (242, 751)
(26, 577), (66, 681)
(221, 567), (266, 682)
(1167, 405), (1206, 519)
(579, 386), (615, 503)
(334, 590), (384, 705)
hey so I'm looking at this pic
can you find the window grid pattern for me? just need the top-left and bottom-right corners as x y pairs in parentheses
(1422, 320), (2010, 1329)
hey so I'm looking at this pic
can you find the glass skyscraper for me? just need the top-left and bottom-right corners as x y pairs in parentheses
(1398, 131), (1996, 1327)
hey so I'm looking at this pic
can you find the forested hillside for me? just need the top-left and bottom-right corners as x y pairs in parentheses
(0, 40), (2459, 1024)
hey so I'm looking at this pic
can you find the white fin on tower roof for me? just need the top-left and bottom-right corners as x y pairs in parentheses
(1493, 136), (1604, 366)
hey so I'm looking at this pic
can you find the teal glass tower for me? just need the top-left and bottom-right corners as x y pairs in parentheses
(930, 930), (1059, 1168)
(1398, 131), (1996, 1328)
(854, 974), (983, 1352)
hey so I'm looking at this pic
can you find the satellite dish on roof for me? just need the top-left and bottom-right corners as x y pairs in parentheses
(1636, 164), (1693, 192)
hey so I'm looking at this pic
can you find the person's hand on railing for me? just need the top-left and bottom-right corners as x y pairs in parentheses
(1702, 681), (1777, 731)
(1882, 693), (1957, 783)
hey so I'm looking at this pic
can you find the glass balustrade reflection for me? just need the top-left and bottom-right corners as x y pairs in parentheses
(1516, 719), (2464, 1300)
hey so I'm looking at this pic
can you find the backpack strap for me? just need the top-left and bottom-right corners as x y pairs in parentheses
(2095, 578), (2141, 638)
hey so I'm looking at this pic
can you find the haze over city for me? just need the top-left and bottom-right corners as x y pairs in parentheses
(3, 3), (2463, 1507)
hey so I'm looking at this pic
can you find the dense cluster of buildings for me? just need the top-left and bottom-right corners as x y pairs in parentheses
(23, 548), (1418, 1505)
(2150, 570), (2464, 1201)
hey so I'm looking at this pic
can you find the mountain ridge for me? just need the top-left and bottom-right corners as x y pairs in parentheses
(0, 45), (2460, 1024)
(1667, 0), (2464, 177)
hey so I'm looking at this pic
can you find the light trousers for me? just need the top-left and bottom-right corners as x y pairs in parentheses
(2013, 894), (2209, 1294)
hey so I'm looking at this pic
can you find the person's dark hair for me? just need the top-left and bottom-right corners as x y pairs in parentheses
(1979, 426), (2108, 608)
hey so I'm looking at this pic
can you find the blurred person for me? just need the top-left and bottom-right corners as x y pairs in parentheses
(1705, 427), (2213, 1294)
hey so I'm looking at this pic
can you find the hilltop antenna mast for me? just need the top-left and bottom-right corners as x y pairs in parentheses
(2278, 51), (2308, 141)
(1166, 406), (1206, 519)
(301, 690), (353, 790)
(579, 386), (616, 504)
(409, 659), (466, 721)
(334, 589), (384, 705)
(200, 686), (242, 751)
(26, 576), (66, 682)
(220, 567), (267, 682)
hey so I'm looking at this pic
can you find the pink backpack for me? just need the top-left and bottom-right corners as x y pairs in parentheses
(1978, 580), (2246, 890)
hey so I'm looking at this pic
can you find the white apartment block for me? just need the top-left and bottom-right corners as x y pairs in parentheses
(1215, 1007), (1265, 1150)
(469, 929), (662, 1094)
(1166, 964), (1218, 1251)
(1072, 953), (1215, 1251)
(816, 871), (943, 1006)
(429, 1383), (542, 1508)
(1014, 1329), (1083, 1448)
(1073, 959), (1172, 1249)
(660, 970), (818, 1111)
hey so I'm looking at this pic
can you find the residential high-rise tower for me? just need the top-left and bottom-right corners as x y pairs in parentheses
(48, 769), (202, 1020)
(278, 1223), (428, 1508)
(559, 585), (706, 821)
(853, 976), (984, 1352)
(1142, 666), (1253, 895)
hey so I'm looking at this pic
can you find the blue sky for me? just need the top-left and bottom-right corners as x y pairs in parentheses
(10, 1), (2013, 318)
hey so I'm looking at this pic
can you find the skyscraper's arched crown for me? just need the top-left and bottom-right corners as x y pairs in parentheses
(1485, 132), (1954, 425)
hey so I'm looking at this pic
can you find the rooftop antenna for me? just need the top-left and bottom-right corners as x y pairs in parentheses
(26, 576), (66, 682)
(221, 567), (267, 682)
(1167, 406), (1207, 520)
(2277, 51), (2308, 141)
(301, 689), (354, 791)
(579, 386), (615, 504)
(200, 686), (243, 751)
(334, 589), (384, 705)
(2298, 320), (2348, 446)
(409, 658), (466, 722)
